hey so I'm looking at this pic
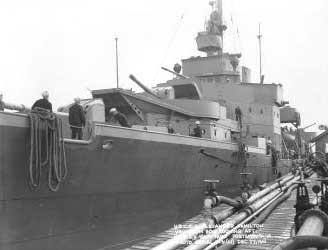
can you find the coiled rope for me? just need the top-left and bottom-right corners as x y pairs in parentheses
(28, 109), (67, 191)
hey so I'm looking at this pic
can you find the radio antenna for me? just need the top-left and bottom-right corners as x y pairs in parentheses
(257, 23), (263, 84)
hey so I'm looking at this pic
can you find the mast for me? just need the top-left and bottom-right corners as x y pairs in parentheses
(196, 0), (227, 56)
(115, 37), (119, 88)
(217, 0), (224, 50)
(257, 23), (263, 84)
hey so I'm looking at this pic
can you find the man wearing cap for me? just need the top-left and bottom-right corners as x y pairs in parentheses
(0, 92), (4, 111)
(109, 108), (130, 128)
(32, 91), (52, 112)
(69, 97), (86, 140)
(192, 121), (202, 138)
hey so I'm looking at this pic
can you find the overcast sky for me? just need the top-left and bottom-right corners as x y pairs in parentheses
(0, 0), (327, 131)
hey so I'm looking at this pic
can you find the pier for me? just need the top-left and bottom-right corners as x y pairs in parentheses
(124, 161), (328, 250)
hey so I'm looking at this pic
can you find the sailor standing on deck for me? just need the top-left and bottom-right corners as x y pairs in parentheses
(32, 91), (53, 112)
(109, 108), (131, 128)
(192, 121), (202, 138)
(69, 97), (86, 140)
(235, 106), (242, 122)
(0, 92), (4, 111)
(168, 124), (174, 134)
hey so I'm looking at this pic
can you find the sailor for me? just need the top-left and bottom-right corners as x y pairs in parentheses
(192, 121), (202, 138)
(32, 91), (52, 112)
(109, 108), (131, 128)
(0, 92), (4, 111)
(235, 106), (242, 122)
(69, 97), (86, 140)
(168, 124), (174, 134)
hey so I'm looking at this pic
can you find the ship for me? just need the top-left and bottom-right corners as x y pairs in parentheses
(0, 1), (305, 250)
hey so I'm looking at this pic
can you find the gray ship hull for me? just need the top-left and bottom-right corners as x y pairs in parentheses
(0, 112), (291, 250)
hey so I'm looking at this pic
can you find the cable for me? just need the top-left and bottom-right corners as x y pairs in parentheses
(152, 9), (188, 83)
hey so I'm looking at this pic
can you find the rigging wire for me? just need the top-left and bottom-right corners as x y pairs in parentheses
(229, 0), (244, 66)
(152, 8), (189, 84)
(230, 0), (244, 66)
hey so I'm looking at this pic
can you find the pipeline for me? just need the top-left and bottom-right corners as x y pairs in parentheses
(152, 207), (236, 250)
(271, 235), (328, 250)
(28, 109), (67, 192)
(204, 191), (286, 250)
(297, 209), (327, 236)
(153, 172), (300, 250)
(270, 177), (328, 250)
(204, 172), (297, 209)
(214, 183), (299, 250)
(183, 176), (300, 250)
(211, 196), (241, 208)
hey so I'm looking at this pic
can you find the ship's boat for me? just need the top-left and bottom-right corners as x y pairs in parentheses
(0, 1), (302, 250)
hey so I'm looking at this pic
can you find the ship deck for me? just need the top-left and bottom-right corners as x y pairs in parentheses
(123, 175), (317, 250)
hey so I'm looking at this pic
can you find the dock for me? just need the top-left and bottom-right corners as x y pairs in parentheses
(125, 173), (323, 250)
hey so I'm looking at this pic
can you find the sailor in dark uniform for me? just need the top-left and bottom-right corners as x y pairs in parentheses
(109, 108), (131, 128)
(0, 92), (4, 111)
(193, 121), (202, 138)
(168, 124), (174, 134)
(235, 106), (242, 121)
(69, 97), (86, 140)
(32, 91), (52, 112)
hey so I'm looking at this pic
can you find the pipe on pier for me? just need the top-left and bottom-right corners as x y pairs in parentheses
(204, 196), (241, 209)
(246, 173), (296, 204)
(296, 209), (328, 236)
(152, 207), (236, 250)
(153, 173), (299, 250)
(271, 235), (328, 250)
(183, 177), (300, 250)
(204, 173), (297, 209)
(215, 183), (299, 250)
(271, 180), (328, 250)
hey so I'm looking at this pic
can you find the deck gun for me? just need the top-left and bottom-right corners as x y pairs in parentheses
(161, 66), (187, 79)
(129, 74), (160, 99)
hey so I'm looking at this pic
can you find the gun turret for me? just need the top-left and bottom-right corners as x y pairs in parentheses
(129, 74), (159, 99)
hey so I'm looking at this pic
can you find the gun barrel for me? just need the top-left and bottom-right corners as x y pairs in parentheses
(161, 67), (187, 79)
(129, 74), (159, 98)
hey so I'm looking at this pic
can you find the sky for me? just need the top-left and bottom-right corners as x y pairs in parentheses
(0, 0), (327, 132)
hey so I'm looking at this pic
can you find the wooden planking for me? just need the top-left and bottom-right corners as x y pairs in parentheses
(124, 205), (231, 250)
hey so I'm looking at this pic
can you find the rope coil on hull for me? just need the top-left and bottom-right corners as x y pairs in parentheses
(28, 109), (67, 192)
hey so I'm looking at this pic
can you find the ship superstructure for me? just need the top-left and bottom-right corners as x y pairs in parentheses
(92, 0), (297, 158)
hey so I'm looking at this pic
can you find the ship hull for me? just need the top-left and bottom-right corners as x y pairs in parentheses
(0, 113), (291, 250)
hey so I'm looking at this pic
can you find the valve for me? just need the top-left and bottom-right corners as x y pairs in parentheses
(203, 179), (220, 209)
(240, 172), (252, 203)
(204, 179), (220, 196)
